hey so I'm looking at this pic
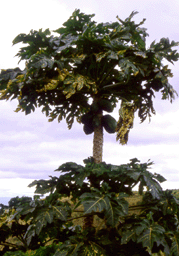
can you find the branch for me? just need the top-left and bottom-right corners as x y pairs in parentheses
(102, 82), (123, 89)
(128, 202), (158, 213)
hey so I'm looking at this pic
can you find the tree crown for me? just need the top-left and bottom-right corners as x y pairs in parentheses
(0, 9), (178, 143)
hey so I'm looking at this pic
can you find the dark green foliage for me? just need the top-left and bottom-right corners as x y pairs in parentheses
(102, 114), (117, 133)
(0, 9), (178, 142)
(3, 243), (61, 256)
(8, 196), (32, 209)
(1, 158), (179, 255)
(3, 251), (25, 256)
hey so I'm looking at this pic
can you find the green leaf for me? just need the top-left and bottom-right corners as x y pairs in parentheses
(0, 68), (22, 82)
(105, 196), (128, 226)
(80, 192), (109, 214)
(127, 11), (139, 21)
(80, 191), (128, 227)
(170, 234), (179, 256)
(54, 241), (83, 256)
(55, 238), (107, 256)
(137, 222), (166, 251)
(107, 51), (118, 60)
(56, 162), (83, 173)
(127, 171), (141, 181)
(28, 178), (57, 194)
(52, 205), (68, 221)
(121, 229), (136, 244)
(30, 54), (55, 69)
(143, 175), (163, 199)
(24, 225), (36, 246)
(153, 173), (166, 183)
(12, 28), (51, 45)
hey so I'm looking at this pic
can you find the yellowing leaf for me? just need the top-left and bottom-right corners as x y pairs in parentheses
(76, 74), (85, 91)
(116, 101), (136, 145)
(117, 50), (127, 56)
(63, 74), (97, 98)
(94, 52), (108, 62)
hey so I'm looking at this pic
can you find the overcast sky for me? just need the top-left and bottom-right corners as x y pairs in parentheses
(0, 0), (179, 199)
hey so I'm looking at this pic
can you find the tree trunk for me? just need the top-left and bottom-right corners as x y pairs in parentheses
(93, 112), (103, 163)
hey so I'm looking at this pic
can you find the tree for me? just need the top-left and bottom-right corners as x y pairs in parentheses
(0, 9), (179, 256)
(0, 9), (178, 163)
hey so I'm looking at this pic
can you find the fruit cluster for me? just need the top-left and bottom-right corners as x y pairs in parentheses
(81, 99), (117, 134)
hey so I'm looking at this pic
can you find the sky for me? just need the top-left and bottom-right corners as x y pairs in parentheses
(0, 0), (179, 201)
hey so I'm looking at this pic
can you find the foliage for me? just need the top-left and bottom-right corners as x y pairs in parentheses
(0, 9), (178, 143)
(3, 243), (60, 256)
(3, 251), (27, 256)
(1, 158), (179, 255)
(0, 9), (179, 256)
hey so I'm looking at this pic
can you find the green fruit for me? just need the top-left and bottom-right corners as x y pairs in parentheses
(102, 114), (117, 134)
(90, 101), (99, 112)
(98, 99), (113, 113)
(81, 112), (93, 125)
(83, 124), (94, 135)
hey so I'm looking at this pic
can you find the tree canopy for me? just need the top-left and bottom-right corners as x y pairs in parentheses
(0, 9), (178, 145)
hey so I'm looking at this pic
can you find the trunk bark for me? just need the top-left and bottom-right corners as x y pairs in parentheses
(93, 112), (103, 163)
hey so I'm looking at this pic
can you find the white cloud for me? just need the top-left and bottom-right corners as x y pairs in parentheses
(0, 178), (35, 197)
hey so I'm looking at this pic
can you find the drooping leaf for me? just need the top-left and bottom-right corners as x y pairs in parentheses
(25, 225), (36, 246)
(116, 101), (137, 144)
(153, 173), (166, 183)
(105, 196), (128, 226)
(143, 175), (163, 200)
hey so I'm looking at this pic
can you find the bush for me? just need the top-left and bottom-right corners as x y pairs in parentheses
(1, 158), (179, 255)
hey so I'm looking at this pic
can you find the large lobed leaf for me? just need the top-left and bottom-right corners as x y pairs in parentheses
(121, 217), (170, 255)
(80, 190), (128, 227)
